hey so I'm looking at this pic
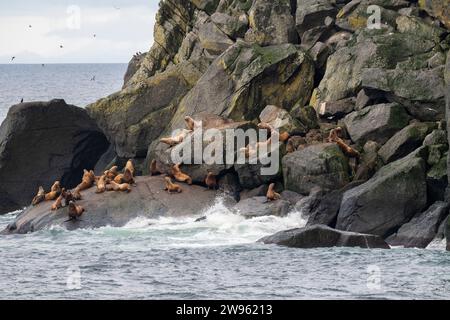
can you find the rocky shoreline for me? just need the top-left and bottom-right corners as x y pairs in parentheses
(1, 0), (450, 251)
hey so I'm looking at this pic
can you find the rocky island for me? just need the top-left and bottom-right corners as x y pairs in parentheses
(1, 0), (449, 251)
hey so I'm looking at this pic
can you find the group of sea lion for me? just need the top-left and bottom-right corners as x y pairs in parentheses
(30, 160), (137, 221)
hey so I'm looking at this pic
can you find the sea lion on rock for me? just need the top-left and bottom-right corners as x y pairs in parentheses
(266, 183), (281, 202)
(71, 189), (82, 201)
(185, 116), (202, 131)
(104, 166), (118, 180)
(106, 180), (132, 193)
(164, 177), (182, 194)
(95, 175), (107, 194)
(286, 136), (306, 153)
(44, 181), (61, 201)
(205, 171), (218, 190)
(31, 186), (45, 206)
(62, 189), (74, 207)
(171, 164), (192, 185)
(125, 159), (135, 177)
(328, 127), (360, 158)
(51, 189), (65, 211)
(160, 129), (192, 147)
(76, 169), (95, 192)
(114, 168), (135, 184)
(68, 201), (85, 220)
(150, 159), (162, 176)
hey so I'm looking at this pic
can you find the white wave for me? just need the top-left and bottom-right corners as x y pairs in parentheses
(426, 238), (447, 251)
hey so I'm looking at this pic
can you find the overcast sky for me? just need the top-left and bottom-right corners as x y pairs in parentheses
(0, 0), (159, 63)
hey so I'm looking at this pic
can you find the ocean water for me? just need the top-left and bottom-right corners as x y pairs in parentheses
(0, 64), (450, 300)
(0, 64), (127, 123)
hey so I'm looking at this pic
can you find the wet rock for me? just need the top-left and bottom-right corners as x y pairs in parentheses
(283, 143), (350, 195)
(337, 151), (428, 237)
(378, 122), (436, 164)
(1, 176), (218, 234)
(280, 190), (303, 207)
(233, 196), (290, 218)
(0, 99), (109, 215)
(386, 201), (450, 248)
(343, 103), (410, 145)
(259, 225), (390, 249)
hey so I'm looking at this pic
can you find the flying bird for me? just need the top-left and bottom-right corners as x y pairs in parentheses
(59, 45), (64, 49)
(90, 76), (96, 81)
(20, 98), (24, 103)
(11, 56), (15, 61)
(93, 34), (96, 38)
(29, 25), (32, 28)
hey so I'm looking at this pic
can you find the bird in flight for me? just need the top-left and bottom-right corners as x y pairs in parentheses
(90, 76), (96, 81)
(29, 25), (32, 28)
(60, 45), (64, 49)
(11, 56), (15, 61)
(93, 34), (96, 38)
(20, 98), (24, 103)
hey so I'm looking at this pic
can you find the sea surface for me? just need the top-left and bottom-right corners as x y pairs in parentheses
(0, 64), (450, 300)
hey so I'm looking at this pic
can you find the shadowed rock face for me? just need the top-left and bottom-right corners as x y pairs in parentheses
(0, 99), (109, 215)
(1, 176), (219, 234)
(259, 225), (390, 249)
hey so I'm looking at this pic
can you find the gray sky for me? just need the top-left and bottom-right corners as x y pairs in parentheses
(0, 0), (159, 63)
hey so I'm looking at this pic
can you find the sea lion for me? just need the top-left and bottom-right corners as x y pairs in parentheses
(160, 129), (192, 147)
(51, 189), (65, 211)
(76, 169), (95, 192)
(185, 116), (202, 131)
(205, 171), (218, 190)
(171, 164), (192, 185)
(45, 181), (61, 201)
(164, 177), (182, 194)
(31, 186), (45, 206)
(150, 159), (162, 176)
(72, 189), (82, 201)
(328, 127), (360, 158)
(62, 189), (74, 207)
(125, 159), (135, 177)
(95, 175), (107, 194)
(106, 180), (132, 193)
(266, 183), (281, 202)
(279, 131), (290, 143)
(104, 166), (119, 180)
(114, 168), (135, 184)
(68, 201), (85, 220)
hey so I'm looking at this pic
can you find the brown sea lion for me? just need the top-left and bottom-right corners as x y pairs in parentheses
(171, 164), (192, 185)
(44, 181), (61, 201)
(106, 180), (132, 193)
(68, 201), (85, 220)
(51, 189), (65, 211)
(185, 116), (201, 131)
(205, 171), (218, 190)
(266, 183), (281, 202)
(125, 159), (135, 177)
(164, 177), (182, 194)
(95, 175), (107, 194)
(104, 166), (119, 180)
(160, 129), (192, 147)
(31, 186), (45, 206)
(279, 131), (290, 143)
(150, 159), (162, 176)
(114, 168), (135, 184)
(62, 189), (74, 207)
(72, 189), (82, 201)
(76, 169), (95, 192)
(328, 127), (360, 158)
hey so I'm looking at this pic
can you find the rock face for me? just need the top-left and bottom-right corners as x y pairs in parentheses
(343, 103), (410, 145)
(337, 151), (428, 237)
(232, 197), (290, 218)
(0, 100), (109, 215)
(1, 176), (218, 234)
(259, 225), (390, 249)
(378, 122), (436, 164)
(386, 201), (449, 248)
(283, 143), (350, 195)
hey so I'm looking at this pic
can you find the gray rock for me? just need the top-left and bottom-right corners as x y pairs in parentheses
(210, 12), (247, 39)
(1, 176), (218, 234)
(386, 201), (449, 248)
(295, 0), (337, 37)
(280, 190), (303, 207)
(336, 151), (428, 237)
(191, 0), (220, 14)
(423, 129), (448, 146)
(446, 216), (450, 251)
(378, 122), (436, 164)
(246, 0), (297, 46)
(343, 103), (410, 145)
(233, 196), (290, 218)
(316, 97), (355, 119)
(259, 225), (390, 249)
(0, 100), (109, 215)
(198, 21), (234, 55)
(283, 143), (350, 195)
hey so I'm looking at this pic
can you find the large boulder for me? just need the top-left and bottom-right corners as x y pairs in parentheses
(0, 100), (109, 215)
(343, 103), (410, 145)
(167, 40), (315, 130)
(386, 201), (449, 248)
(1, 176), (218, 234)
(246, 0), (297, 46)
(283, 143), (350, 195)
(378, 122), (436, 164)
(336, 150), (428, 237)
(232, 196), (291, 218)
(446, 50), (450, 199)
(259, 225), (390, 249)
(418, 0), (450, 29)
